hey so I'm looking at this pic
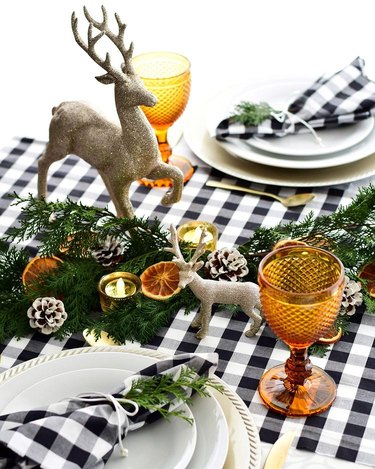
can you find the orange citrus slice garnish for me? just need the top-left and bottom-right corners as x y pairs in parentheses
(316, 325), (343, 345)
(22, 256), (63, 287)
(140, 261), (181, 301)
(358, 262), (375, 298)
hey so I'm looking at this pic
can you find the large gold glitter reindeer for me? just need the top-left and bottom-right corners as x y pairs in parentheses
(38, 6), (183, 218)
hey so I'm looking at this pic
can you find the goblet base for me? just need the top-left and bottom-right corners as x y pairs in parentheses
(139, 154), (194, 188)
(258, 363), (336, 417)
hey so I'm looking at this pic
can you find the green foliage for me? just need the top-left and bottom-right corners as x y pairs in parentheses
(239, 184), (375, 284)
(122, 367), (224, 423)
(231, 101), (276, 126)
(1, 188), (374, 354)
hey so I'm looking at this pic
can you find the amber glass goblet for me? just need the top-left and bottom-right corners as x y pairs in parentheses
(258, 246), (344, 417)
(132, 51), (194, 187)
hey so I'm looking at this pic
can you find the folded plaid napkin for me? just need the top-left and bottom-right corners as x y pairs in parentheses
(0, 353), (217, 469)
(215, 57), (375, 141)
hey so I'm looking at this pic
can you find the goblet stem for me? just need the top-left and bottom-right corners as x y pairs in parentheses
(155, 127), (172, 163)
(284, 347), (312, 391)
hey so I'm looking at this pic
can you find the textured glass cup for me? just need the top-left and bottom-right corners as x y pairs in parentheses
(133, 51), (194, 187)
(258, 246), (345, 417)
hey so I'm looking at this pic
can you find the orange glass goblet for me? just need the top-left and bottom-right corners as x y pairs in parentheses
(132, 51), (194, 187)
(257, 246), (345, 417)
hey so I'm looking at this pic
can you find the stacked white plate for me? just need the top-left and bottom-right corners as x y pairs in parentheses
(184, 79), (375, 187)
(0, 346), (261, 469)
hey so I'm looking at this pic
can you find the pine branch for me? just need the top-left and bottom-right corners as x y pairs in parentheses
(121, 367), (224, 423)
(230, 101), (276, 126)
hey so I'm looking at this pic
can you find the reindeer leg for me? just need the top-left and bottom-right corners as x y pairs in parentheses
(243, 305), (263, 337)
(38, 142), (67, 199)
(191, 310), (202, 329)
(147, 163), (183, 206)
(99, 172), (134, 219)
(196, 303), (212, 340)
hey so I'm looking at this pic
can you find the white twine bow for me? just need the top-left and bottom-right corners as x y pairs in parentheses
(72, 392), (139, 458)
(271, 110), (323, 146)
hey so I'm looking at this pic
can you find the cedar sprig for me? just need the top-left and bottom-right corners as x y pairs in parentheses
(6, 194), (169, 259)
(93, 287), (200, 344)
(121, 367), (223, 423)
(231, 101), (276, 126)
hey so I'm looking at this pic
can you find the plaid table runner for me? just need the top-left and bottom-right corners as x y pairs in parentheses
(0, 136), (374, 466)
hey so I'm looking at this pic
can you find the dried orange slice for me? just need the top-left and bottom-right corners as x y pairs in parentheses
(140, 261), (181, 301)
(273, 239), (308, 250)
(358, 262), (375, 298)
(316, 325), (343, 345)
(22, 256), (63, 287)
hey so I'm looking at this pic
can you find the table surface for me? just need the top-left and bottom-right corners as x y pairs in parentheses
(0, 135), (374, 469)
(1, 1), (375, 467)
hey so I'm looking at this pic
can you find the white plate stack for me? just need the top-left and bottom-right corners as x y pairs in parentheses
(184, 79), (375, 187)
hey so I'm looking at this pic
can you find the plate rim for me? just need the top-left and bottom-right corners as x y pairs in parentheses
(0, 346), (261, 469)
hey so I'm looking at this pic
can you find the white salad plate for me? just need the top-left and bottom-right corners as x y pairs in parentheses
(206, 79), (375, 160)
(185, 93), (375, 186)
(0, 347), (261, 469)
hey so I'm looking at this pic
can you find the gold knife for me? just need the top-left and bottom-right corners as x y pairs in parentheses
(263, 431), (295, 469)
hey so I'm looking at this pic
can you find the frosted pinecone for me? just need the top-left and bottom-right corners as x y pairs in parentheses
(27, 297), (67, 335)
(340, 276), (363, 316)
(91, 236), (124, 267)
(205, 247), (249, 281)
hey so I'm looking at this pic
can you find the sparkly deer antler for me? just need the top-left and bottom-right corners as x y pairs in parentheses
(167, 225), (263, 339)
(38, 6), (183, 218)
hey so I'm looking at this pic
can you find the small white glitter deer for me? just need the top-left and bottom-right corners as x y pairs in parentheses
(166, 225), (262, 340)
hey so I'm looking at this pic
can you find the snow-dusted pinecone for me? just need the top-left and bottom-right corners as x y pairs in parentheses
(27, 297), (67, 335)
(340, 276), (362, 316)
(205, 247), (249, 281)
(91, 236), (124, 267)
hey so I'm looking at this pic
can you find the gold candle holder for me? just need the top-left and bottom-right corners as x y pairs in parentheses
(98, 272), (141, 312)
(177, 221), (218, 251)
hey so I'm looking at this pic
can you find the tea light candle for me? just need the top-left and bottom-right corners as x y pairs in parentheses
(177, 221), (218, 251)
(98, 272), (141, 312)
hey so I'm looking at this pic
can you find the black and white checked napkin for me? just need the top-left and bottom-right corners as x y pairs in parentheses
(215, 57), (375, 140)
(0, 353), (217, 469)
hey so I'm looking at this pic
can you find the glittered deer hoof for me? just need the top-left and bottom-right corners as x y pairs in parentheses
(196, 329), (207, 340)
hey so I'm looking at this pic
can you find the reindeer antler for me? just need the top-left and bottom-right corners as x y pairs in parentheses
(165, 225), (185, 261)
(190, 229), (207, 264)
(71, 6), (130, 81)
(83, 6), (134, 72)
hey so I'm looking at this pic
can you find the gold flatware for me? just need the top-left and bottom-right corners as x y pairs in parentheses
(263, 431), (296, 469)
(205, 180), (315, 207)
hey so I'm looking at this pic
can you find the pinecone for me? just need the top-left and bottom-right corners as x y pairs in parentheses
(27, 297), (67, 335)
(91, 236), (124, 267)
(205, 247), (249, 281)
(340, 276), (362, 316)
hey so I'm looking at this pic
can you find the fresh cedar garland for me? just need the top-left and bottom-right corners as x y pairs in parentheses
(1, 186), (374, 354)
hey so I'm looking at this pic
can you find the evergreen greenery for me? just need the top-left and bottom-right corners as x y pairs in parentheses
(231, 101), (276, 126)
(0, 186), (374, 356)
(121, 367), (224, 423)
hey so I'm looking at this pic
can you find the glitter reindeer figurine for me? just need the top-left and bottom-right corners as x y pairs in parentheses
(38, 6), (183, 218)
(166, 225), (262, 340)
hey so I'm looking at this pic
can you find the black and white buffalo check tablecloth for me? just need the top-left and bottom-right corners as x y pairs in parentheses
(0, 136), (374, 467)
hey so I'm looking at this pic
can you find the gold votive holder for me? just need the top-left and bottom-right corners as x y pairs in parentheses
(98, 272), (141, 312)
(177, 221), (218, 251)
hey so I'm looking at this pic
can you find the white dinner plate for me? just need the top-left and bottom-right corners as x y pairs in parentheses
(185, 96), (375, 187)
(206, 80), (375, 158)
(0, 348), (257, 469)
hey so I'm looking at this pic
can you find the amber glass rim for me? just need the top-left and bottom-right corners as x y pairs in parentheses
(132, 51), (190, 80)
(258, 246), (345, 298)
